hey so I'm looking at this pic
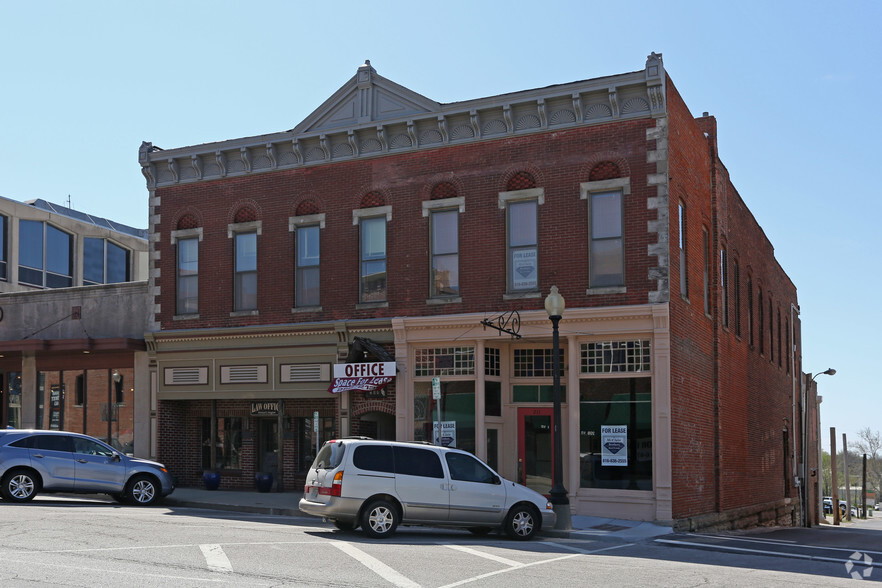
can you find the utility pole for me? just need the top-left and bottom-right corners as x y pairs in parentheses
(843, 433), (851, 522)
(831, 428), (839, 525)
(863, 454), (869, 519)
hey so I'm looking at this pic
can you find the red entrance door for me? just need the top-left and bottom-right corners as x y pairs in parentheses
(517, 407), (554, 496)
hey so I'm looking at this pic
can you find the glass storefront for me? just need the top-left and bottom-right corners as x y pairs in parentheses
(413, 380), (475, 455)
(579, 377), (652, 490)
(5, 372), (22, 428)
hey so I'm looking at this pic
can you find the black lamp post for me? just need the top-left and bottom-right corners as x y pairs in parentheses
(544, 286), (571, 529)
(808, 368), (835, 525)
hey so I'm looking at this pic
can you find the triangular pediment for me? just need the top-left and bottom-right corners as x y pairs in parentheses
(292, 61), (441, 134)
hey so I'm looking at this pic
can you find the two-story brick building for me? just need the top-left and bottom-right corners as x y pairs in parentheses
(140, 53), (804, 529)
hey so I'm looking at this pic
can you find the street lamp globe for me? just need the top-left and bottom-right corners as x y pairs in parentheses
(544, 285), (565, 317)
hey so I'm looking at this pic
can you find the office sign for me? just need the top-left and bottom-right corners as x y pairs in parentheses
(329, 362), (396, 394)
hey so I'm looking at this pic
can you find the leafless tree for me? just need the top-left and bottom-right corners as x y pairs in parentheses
(850, 428), (882, 500)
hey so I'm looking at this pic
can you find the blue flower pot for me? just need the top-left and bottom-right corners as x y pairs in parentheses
(203, 471), (221, 490)
(255, 472), (273, 493)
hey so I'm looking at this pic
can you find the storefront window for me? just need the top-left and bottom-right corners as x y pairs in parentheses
(6, 372), (22, 428)
(413, 380), (475, 454)
(579, 378), (652, 490)
(297, 417), (335, 471)
(202, 417), (243, 470)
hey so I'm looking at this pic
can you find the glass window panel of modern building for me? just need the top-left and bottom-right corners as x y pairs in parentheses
(0, 214), (7, 280)
(84, 238), (130, 285)
(295, 225), (320, 307)
(430, 209), (459, 297)
(234, 232), (257, 311)
(589, 191), (624, 287)
(507, 199), (538, 291)
(19, 220), (73, 288)
(176, 237), (199, 315)
(360, 216), (387, 302)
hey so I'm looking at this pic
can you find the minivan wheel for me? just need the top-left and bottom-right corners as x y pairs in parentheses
(1, 469), (39, 502)
(361, 500), (399, 539)
(504, 504), (539, 540)
(126, 474), (159, 506)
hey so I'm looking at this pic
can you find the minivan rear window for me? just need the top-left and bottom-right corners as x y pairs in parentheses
(312, 442), (345, 470)
(353, 445), (394, 473)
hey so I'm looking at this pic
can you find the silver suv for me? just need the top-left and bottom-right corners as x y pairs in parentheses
(0, 429), (175, 505)
(299, 438), (555, 540)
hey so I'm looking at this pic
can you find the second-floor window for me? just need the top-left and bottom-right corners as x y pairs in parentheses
(679, 201), (688, 299)
(295, 225), (320, 307)
(430, 209), (459, 297)
(0, 215), (7, 280)
(84, 238), (130, 285)
(176, 237), (199, 315)
(589, 191), (624, 287)
(234, 232), (257, 311)
(19, 220), (72, 288)
(360, 216), (387, 302)
(507, 199), (538, 292)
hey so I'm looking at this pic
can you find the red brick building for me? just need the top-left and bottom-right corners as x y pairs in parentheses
(140, 54), (805, 529)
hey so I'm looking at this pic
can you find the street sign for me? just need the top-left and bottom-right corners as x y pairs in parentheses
(432, 377), (441, 399)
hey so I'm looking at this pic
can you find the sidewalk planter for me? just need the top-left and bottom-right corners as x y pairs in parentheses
(203, 471), (221, 490)
(255, 472), (273, 493)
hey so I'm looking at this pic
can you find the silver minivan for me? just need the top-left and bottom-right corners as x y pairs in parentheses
(299, 438), (555, 539)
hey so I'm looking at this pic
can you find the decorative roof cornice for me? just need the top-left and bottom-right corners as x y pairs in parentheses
(140, 53), (666, 189)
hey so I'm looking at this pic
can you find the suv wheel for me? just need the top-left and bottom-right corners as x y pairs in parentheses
(504, 504), (539, 540)
(127, 474), (159, 506)
(1, 469), (39, 502)
(361, 499), (399, 539)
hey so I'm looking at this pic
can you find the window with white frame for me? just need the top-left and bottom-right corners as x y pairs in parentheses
(582, 178), (629, 290)
(296, 224), (320, 307)
(234, 231), (257, 311)
(176, 236), (199, 315)
(430, 209), (459, 297)
(360, 215), (387, 302)
(498, 187), (543, 293)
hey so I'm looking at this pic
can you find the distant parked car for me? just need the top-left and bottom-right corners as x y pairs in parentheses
(0, 429), (174, 505)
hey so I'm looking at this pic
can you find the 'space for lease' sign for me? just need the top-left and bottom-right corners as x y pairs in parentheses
(328, 362), (396, 394)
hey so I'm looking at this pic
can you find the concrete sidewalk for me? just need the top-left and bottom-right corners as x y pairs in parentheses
(162, 486), (673, 541)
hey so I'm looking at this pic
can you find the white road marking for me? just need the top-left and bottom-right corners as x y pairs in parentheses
(437, 542), (633, 588)
(331, 541), (421, 588)
(0, 556), (228, 583)
(200, 544), (234, 573)
(444, 544), (522, 567)
(655, 538), (882, 566)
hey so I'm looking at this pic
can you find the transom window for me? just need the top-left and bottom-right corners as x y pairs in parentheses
(580, 341), (651, 373)
(414, 347), (475, 377)
(84, 238), (130, 285)
(19, 220), (72, 288)
(513, 348), (564, 378)
(484, 348), (500, 377)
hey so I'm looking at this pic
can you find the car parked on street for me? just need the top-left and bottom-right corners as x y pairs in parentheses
(299, 438), (555, 540)
(0, 429), (174, 505)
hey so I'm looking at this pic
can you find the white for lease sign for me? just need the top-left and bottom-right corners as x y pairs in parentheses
(601, 425), (628, 466)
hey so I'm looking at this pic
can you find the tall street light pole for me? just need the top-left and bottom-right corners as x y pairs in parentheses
(808, 368), (835, 525)
(545, 286), (571, 530)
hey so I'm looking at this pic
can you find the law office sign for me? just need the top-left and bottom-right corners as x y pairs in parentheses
(328, 362), (396, 394)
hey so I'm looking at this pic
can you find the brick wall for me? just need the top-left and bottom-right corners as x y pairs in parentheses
(666, 78), (800, 522)
(153, 121), (657, 329)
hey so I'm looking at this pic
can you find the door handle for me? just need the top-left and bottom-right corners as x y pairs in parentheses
(76, 459), (88, 463)
(33, 454), (45, 459)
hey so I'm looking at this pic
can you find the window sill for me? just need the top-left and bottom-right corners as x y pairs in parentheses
(230, 310), (259, 318)
(173, 313), (200, 321)
(503, 291), (541, 301)
(586, 286), (626, 295)
(291, 306), (323, 314)
(356, 302), (388, 310)
(426, 297), (462, 305)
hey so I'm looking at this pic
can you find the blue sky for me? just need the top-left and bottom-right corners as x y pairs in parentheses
(1, 1), (878, 451)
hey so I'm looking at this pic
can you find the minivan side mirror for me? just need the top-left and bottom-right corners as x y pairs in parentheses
(112, 453), (121, 462)
(493, 475), (501, 485)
